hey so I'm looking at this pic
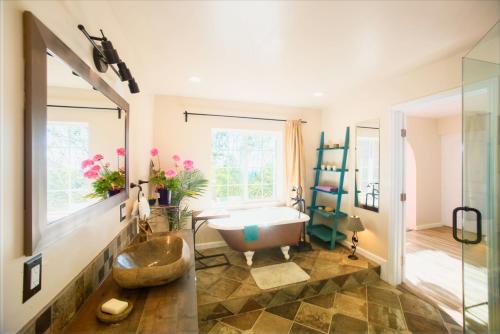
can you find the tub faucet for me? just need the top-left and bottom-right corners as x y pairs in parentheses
(291, 186), (305, 213)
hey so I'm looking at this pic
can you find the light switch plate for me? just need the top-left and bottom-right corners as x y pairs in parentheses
(23, 254), (42, 303)
(120, 203), (126, 222)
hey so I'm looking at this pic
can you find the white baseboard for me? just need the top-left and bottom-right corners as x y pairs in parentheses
(414, 223), (443, 231)
(340, 240), (388, 282)
(196, 240), (227, 250)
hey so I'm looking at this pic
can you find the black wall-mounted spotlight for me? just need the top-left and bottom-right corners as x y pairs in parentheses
(77, 24), (140, 94)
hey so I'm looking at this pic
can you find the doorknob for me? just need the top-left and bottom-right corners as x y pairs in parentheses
(452, 206), (482, 244)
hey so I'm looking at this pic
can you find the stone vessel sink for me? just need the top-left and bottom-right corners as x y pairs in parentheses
(113, 235), (191, 289)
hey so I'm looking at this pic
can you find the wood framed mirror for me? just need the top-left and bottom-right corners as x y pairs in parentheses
(24, 11), (129, 255)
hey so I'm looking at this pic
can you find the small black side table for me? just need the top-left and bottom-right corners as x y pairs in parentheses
(192, 210), (230, 270)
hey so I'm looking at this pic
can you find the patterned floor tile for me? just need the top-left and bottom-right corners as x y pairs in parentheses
(229, 283), (261, 299)
(251, 311), (293, 333)
(318, 279), (340, 295)
(333, 293), (367, 321)
(295, 302), (333, 333)
(266, 301), (301, 320)
(290, 322), (324, 334)
(341, 286), (367, 300)
(330, 314), (368, 334)
(222, 297), (250, 314)
(367, 286), (401, 309)
(208, 321), (242, 334)
(209, 278), (242, 299)
(367, 323), (409, 334)
(404, 312), (448, 334)
(223, 265), (251, 282)
(198, 319), (218, 334)
(253, 291), (277, 308)
(198, 291), (224, 306)
(199, 303), (233, 321)
(367, 302), (406, 331)
(239, 297), (263, 313)
(197, 271), (220, 289)
(221, 310), (262, 331)
(399, 292), (443, 323)
(303, 293), (335, 309)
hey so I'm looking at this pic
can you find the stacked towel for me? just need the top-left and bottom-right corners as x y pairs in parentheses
(315, 185), (338, 192)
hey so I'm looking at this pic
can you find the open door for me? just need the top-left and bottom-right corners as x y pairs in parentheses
(459, 21), (499, 333)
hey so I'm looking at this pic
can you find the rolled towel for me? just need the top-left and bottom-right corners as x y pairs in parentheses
(101, 298), (128, 315)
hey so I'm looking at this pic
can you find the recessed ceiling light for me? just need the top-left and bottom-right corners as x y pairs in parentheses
(313, 92), (324, 97)
(189, 76), (201, 83)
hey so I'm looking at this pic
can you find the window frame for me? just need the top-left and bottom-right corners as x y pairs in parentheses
(211, 128), (285, 208)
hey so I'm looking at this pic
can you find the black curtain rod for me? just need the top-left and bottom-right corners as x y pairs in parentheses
(356, 126), (379, 130)
(47, 104), (120, 111)
(184, 111), (307, 123)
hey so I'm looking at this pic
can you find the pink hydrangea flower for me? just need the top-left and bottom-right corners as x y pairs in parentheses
(104, 162), (111, 168)
(91, 165), (101, 172)
(93, 154), (104, 161)
(116, 147), (126, 157)
(83, 170), (99, 179)
(81, 159), (94, 169)
(183, 159), (194, 171)
(165, 168), (177, 178)
(150, 148), (159, 157)
(172, 154), (181, 162)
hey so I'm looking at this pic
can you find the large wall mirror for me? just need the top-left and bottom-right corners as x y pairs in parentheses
(24, 12), (129, 255)
(355, 119), (380, 212)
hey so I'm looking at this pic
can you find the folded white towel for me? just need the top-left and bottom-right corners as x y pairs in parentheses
(101, 298), (128, 315)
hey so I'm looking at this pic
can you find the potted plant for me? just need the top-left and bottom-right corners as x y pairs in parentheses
(148, 196), (157, 206)
(82, 148), (126, 199)
(148, 149), (208, 229)
(149, 148), (180, 205)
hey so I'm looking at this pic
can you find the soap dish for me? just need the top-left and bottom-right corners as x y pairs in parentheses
(96, 300), (133, 324)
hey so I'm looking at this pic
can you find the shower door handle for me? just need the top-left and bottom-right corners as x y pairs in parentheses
(452, 206), (482, 244)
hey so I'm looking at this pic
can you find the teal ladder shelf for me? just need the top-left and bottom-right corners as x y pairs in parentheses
(307, 128), (350, 249)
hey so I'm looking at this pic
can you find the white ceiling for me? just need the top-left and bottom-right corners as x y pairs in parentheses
(107, 1), (499, 108)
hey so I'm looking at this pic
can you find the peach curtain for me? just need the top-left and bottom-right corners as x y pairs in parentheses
(285, 120), (306, 206)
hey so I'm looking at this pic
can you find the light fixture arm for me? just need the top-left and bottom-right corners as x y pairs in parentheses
(77, 25), (121, 77)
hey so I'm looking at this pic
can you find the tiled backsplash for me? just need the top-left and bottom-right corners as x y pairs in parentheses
(19, 219), (138, 334)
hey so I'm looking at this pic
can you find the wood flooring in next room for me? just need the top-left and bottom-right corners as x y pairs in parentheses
(196, 243), (461, 333)
(405, 226), (487, 330)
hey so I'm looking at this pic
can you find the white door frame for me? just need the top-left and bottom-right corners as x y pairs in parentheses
(388, 87), (461, 285)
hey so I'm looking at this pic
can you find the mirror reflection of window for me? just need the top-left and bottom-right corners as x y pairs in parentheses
(355, 120), (380, 212)
(46, 50), (126, 224)
(47, 122), (96, 222)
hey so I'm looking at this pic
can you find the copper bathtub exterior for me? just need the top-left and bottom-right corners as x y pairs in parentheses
(216, 222), (303, 252)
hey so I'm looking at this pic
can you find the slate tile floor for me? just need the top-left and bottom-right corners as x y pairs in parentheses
(196, 244), (462, 333)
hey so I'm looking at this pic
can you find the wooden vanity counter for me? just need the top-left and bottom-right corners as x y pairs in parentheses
(64, 230), (198, 333)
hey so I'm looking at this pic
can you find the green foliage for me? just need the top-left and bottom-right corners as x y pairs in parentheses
(85, 169), (125, 199)
(149, 170), (181, 191)
(171, 169), (209, 205)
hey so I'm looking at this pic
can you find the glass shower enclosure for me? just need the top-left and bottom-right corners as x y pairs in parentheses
(459, 21), (499, 333)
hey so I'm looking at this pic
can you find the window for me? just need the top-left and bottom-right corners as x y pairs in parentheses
(212, 129), (283, 204)
(47, 122), (92, 223)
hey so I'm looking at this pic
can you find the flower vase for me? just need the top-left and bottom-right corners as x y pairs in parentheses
(108, 188), (121, 197)
(158, 188), (172, 206)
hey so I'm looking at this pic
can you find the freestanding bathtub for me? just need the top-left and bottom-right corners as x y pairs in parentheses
(208, 207), (310, 266)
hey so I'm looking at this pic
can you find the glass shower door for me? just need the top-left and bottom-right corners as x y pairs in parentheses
(461, 22), (499, 334)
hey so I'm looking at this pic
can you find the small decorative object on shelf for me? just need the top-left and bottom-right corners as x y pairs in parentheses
(82, 148), (125, 199)
(332, 143), (340, 148)
(346, 215), (365, 260)
(321, 164), (326, 170)
(148, 196), (157, 206)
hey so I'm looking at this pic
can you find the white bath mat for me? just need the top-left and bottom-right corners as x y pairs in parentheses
(251, 262), (310, 290)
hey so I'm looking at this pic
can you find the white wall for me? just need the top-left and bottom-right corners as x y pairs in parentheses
(405, 116), (442, 229)
(320, 50), (466, 260)
(153, 95), (321, 244)
(438, 115), (462, 227)
(0, 2), (154, 332)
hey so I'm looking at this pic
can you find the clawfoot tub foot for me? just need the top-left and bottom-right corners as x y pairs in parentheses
(281, 246), (290, 260)
(244, 251), (255, 266)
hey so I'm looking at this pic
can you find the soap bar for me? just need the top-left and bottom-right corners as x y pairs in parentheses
(101, 298), (128, 315)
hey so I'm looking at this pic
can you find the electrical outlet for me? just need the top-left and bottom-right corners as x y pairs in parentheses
(23, 254), (42, 303)
(120, 202), (126, 222)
